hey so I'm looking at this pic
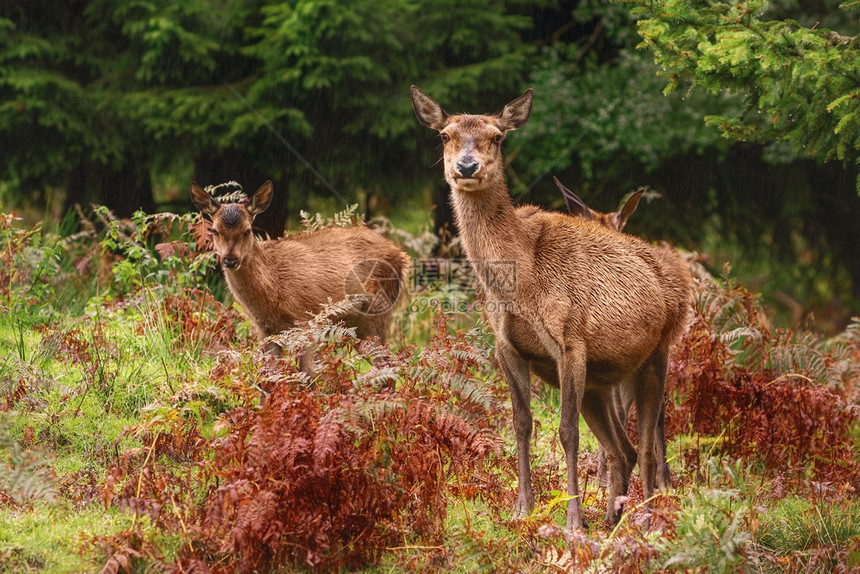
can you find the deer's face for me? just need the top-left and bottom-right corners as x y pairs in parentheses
(439, 116), (507, 192)
(411, 86), (533, 193)
(209, 204), (255, 269)
(190, 181), (274, 270)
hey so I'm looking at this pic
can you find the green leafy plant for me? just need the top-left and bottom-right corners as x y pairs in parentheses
(616, 0), (860, 190)
(659, 458), (754, 573)
(300, 203), (364, 232)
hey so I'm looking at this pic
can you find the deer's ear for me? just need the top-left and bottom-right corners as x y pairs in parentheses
(411, 85), (449, 131)
(554, 177), (596, 221)
(611, 188), (645, 231)
(248, 181), (274, 216)
(498, 88), (533, 132)
(190, 182), (220, 215)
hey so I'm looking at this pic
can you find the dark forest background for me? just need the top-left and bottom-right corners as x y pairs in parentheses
(2, 0), (859, 332)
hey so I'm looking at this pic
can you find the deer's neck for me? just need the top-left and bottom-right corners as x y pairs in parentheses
(449, 178), (530, 299)
(222, 242), (276, 313)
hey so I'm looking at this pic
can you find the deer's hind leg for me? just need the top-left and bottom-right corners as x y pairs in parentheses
(615, 378), (673, 490)
(355, 313), (389, 345)
(655, 401), (672, 490)
(596, 382), (628, 488)
(634, 345), (669, 512)
(581, 385), (637, 526)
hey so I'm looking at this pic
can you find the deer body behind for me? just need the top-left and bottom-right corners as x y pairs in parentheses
(412, 86), (691, 530)
(549, 178), (675, 490)
(477, 210), (684, 382)
(223, 226), (408, 343)
(191, 182), (410, 356)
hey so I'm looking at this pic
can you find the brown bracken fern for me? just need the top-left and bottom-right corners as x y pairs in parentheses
(668, 274), (860, 487)
(95, 306), (506, 572)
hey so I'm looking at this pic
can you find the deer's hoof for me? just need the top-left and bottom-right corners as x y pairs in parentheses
(566, 513), (588, 532)
(566, 502), (588, 532)
(512, 496), (534, 520)
(657, 466), (673, 491)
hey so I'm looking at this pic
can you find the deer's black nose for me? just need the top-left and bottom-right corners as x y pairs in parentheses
(456, 158), (479, 178)
(222, 257), (239, 269)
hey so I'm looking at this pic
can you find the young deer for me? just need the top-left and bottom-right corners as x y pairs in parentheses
(412, 86), (691, 529)
(552, 177), (673, 491)
(190, 181), (410, 362)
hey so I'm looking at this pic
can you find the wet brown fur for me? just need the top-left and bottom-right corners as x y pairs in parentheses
(190, 182), (410, 352)
(549, 177), (682, 491)
(411, 86), (691, 530)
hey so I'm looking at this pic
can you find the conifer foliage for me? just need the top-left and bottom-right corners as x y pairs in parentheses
(616, 0), (860, 190)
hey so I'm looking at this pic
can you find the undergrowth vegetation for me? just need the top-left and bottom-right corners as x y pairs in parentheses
(0, 205), (858, 572)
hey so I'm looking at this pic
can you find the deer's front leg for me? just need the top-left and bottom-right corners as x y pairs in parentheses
(497, 344), (534, 519)
(559, 343), (587, 530)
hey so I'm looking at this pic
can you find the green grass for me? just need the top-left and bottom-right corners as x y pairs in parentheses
(757, 496), (860, 555)
(0, 503), (136, 573)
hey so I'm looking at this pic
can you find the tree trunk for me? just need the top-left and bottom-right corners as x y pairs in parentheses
(62, 155), (91, 225)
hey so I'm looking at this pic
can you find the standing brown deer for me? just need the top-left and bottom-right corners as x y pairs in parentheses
(552, 177), (674, 491)
(190, 181), (410, 364)
(411, 86), (690, 529)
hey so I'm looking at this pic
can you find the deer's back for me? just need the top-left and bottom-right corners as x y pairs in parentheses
(495, 212), (690, 373)
(230, 226), (409, 337)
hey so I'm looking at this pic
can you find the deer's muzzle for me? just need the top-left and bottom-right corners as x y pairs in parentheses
(455, 158), (480, 178)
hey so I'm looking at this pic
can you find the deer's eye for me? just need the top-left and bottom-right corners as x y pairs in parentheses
(211, 229), (220, 237)
(244, 229), (252, 236)
(492, 134), (504, 144)
(440, 133), (450, 143)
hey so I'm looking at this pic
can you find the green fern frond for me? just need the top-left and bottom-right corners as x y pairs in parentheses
(449, 347), (489, 366)
(206, 181), (245, 203)
(0, 415), (57, 505)
(406, 365), (444, 386)
(698, 288), (748, 334)
(360, 366), (400, 389)
(299, 204), (363, 231)
(719, 326), (763, 346)
(354, 397), (406, 422)
(443, 372), (494, 410)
